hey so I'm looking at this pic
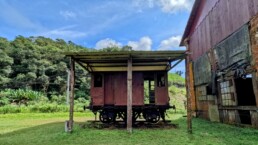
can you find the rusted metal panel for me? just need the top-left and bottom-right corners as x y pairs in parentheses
(200, 21), (206, 55)
(204, 16), (211, 52)
(189, 30), (199, 60)
(196, 0), (219, 27)
(214, 25), (251, 71)
(210, 4), (223, 47)
(132, 72), (144, 106)
(104, 73), (114, 105)
(247, 0), (256, 19)
(193, 53), (211, 85)
(90, 74), (104, 106)
(155, 72), (169, 105)
(218, 0), (231, 40)
(253, 0), (258, 15)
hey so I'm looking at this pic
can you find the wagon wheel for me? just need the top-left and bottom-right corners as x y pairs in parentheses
(99, 110), (112, 123)
(150, 113), (160, 123)
(145, 111), (160, 123)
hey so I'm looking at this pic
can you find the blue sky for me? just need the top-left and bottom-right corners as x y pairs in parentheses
(0, 0), (194, 73)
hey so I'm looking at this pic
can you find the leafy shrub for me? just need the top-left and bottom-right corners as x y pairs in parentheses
(0, 97), (9, 106)
(0, 89), (44, 105)
(0, 105), (21, 114)
(50, 95), (66, 104)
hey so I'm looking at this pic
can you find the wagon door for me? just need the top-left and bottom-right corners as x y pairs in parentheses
(132, 72), (144, 105)
(114, 72), (127, 106)
(90, 73), (104, 106)
(155, 72), (169, 105)
(104, 73), (114, 105)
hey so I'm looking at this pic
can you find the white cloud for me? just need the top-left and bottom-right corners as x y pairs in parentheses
(41, 25), (86, 39)
(128, 36), (152, 51)
(159, 0), (194, 13)
(95, 38), (122, 49)
(158, 35), (182, 50)
(60, 10), (77, 20)
(132, 0), (194, 13)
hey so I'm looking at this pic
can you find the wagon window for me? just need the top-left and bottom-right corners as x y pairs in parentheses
(157, 74), (165, 87)
(94, 74), (102, 87)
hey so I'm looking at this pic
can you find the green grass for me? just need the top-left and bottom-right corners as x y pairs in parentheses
(0, 112), (258, 145)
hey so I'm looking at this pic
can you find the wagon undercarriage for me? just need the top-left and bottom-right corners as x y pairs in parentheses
(88, 105), (175, 124)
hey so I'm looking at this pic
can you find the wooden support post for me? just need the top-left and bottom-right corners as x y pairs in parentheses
(184, 38), (192, 134)
(127, 57), (132, 133)
(68, 58), (75, 133)
(66, 69), (70, 105)
(252, 72), (258, 107)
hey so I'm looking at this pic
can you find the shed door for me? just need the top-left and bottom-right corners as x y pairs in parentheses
(155, 72), (169, 105)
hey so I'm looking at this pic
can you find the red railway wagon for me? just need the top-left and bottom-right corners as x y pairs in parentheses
(66, 51), (185, 124)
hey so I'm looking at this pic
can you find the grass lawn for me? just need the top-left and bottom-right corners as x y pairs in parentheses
(0, 112), (258, 145)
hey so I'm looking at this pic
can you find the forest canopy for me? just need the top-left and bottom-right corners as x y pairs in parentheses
(0, 36), (94, 100)
(0, 36), (134, 100)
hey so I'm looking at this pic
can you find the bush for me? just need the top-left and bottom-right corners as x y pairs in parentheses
(0, 97), (9, 106)
(0, 89), (45, 105)
(0, 105), (21, 114)
(50, 95), (66, 104)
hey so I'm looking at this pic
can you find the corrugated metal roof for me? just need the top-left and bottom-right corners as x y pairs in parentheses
(65, 51), (186, 72)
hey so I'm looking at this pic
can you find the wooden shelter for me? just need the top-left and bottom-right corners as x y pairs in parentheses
(65, 51), (186, 132)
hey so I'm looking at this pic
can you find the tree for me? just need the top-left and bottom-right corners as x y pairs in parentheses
(0, 38), (13, 87)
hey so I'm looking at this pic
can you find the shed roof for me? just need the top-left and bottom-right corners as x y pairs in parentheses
(65, 51), (186, 72)
(180, 0), (201, 46)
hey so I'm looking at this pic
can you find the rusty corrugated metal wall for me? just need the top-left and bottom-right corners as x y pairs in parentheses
(188, 0), (258, 128)
(189, 0), (258, 61)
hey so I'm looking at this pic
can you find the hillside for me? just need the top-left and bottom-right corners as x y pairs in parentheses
(168, 73), (186, 113)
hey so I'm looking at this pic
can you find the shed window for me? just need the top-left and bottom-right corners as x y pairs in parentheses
(157, 74), (165, 87)
(94, 74), (102, 87)
(220, 80), (236, 106)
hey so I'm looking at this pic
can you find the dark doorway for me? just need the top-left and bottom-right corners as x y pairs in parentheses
(238, 110), (252, 125)
(234, 76), (256, 106)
